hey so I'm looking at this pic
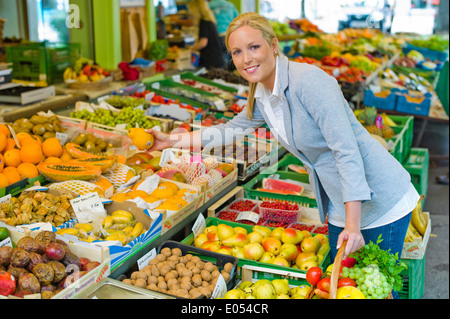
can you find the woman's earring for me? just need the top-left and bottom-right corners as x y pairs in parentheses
(274, 50), (278, 55)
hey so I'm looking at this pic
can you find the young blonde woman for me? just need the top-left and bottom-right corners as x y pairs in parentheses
(147, 13), (419, 279)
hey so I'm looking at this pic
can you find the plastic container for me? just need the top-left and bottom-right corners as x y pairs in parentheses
(259, 201), (301, 224)
(398, 254), (426, 299)
(403, 43), (449, 63)
(363, 89), (397, 111)
(386, 114), (414, 164)
(403, 148), (429, 199)
(6, 42), (80, 84)
(392, 88), (432, 117)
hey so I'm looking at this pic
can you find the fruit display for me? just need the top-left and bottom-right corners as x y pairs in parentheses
(157, 84), (226, 108)
(180, 79), (235, 100)
(120, 245), (234, 299)
(223, 278), (311, 299)
(202, 141), (267, 163)
(0, 190), (75, 227)
(70, 107), (161, 130)
(5, 115), (65, 138)
(0, 230), (100, 299)
(355, 106), (396, 139)
(103, 95), (149, 109)
(193, 222), (329, 272)
(56, 210), (146, 246)
(405, 195), (428, 243)
(200, 67), (249, 86)
(63, 57), (110, 83)
(70, 132), (116, 154)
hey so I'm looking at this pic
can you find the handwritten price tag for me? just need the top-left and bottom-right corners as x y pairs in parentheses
(70, 193), (106, 223)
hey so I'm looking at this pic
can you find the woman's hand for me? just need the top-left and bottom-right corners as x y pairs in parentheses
(145, 128), (173, 152)
(337, 201), (365, 257)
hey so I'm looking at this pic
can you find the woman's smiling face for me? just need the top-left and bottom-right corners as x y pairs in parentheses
(228, 25), (278, 90)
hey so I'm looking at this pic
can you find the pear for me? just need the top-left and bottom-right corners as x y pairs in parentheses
(272, 256), (290, 268)
(224, 289), (246, 299)
(278, 243), (299, 262)
(258, 251), (275, 264)
(270, 227), (284, 241)
(300, 236), (321, 253)
(194, 233), (208, 248)
(252, 225), (272, 238)
(276, 294), (290, 299)
(217, 223), (235, 241)
(261, 237), (282, 255)
(247, 231), (264, 244)
(290, 285), (311, 299)
(233, 226), (248, 235)
(222, 232), (249, 247)
(272, 278), (290, 296)
(238, 281), (253, 291)
(281, 228), (304, 245)
(252, 280), (276, 299)
(243, 242), (265, 260)
(231, 246), (246, 258)
(317, 242), (330, 256)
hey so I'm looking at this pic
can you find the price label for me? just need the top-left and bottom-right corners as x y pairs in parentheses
(172, 74), (181, 82)
(55, 132), (68, 146)
(151, 82), (160, 90)
(192, 213), (206, 238)
(70, 193), (106, 223)
(213, 99), (226, 111)
(159, 148), (175, 167)
(211, 274), (227, 299)
(236, 211), (260, 224)
(138, 248), (157, 270)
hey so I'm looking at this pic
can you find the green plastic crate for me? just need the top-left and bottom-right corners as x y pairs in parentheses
(403, 148), (429, 200)
(243, 171), (318, 208)
(181, 217), (331, 280)
(385, 115), (414, 164)
(6, 42), (81, 84)
(398, 254), (426, 299)
(261, 153), (305, 175)
(178, 71), (238, 94)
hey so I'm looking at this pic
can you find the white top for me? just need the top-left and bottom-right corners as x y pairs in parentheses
(329, 183), (420, 229)
(254, 57), (289, 143)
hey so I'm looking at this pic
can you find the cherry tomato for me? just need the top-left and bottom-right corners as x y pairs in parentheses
(306, 267), (323, 286)
(317, 277), (331, 292)
(337, 277), (357, 288)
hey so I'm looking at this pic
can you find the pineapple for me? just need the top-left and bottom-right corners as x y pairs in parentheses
(358, 107), (383, 137)
(382, 123), (395, 139)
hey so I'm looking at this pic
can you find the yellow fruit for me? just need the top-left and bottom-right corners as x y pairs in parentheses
(159, 181), (179, 192)
(128, 128), (154, 150)
(42, 137), (63, 158)
(336, 286), (366, 299)
(151, 185), (175, 199)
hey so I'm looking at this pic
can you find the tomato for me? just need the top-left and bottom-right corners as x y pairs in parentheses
(338, 277), (357, 288)
(317, 277), (331, 293)
(306, 267), (323, 286)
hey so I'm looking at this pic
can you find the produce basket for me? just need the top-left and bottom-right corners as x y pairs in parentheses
(181, 217), (331, 280)
(363, 89), (397, 111)
(392, 89), (432, 117)
(403, 148), (429, 201)
(384, 114), (414, 164)
(402, 43), (449, 63)
(113, 240), (239, 299)
(177, 71), (238, 95)
(66, 76), (113, 90)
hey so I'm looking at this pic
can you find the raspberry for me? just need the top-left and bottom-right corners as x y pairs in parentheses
(229, 200), (257, 211)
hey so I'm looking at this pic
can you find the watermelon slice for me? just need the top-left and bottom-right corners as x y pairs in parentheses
(261, 178), (304, 195)
(257, 188), (302, 195)
(288, 164), (308, 174)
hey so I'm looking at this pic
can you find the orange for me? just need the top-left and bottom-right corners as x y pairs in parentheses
(15, 132), (32, 146)
(4, 149), (22, 167)
(0, 153), (4, 173)
(0, 173), (9, 188)
(3, 138), (17, 153)
(0, 133), (7, 153)
(17, 163), (39, 179)
(44, 156), (63, 164)
(0, 124), (10, 138)
(19, 142), (44, 164)
(42, 137), (63, 158)
(3, 167), (21, 185)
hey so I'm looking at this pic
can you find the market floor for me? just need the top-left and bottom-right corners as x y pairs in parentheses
(414, 118), (449, 299)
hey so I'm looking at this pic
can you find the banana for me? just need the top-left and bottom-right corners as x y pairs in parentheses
(75, 223), (93, 233)
(102, 215), (114, 229)
(381, 113), (397, 127)
(56, 228), (79, 236)
(111, 210), (134, 224)
(411, 195), (427, 236)
(131, 222), (144, 238)
(63, 68), (73, 81)
(409, 222), (422, 239)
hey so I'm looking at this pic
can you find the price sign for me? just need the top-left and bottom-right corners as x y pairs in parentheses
(236, 211), (260, 224)
(70, 193), (106, 223)
(192, 213), (206, 238)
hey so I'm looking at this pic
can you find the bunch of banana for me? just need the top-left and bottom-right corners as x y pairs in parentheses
(56, 210), (146, 246)
(63, 67), (78, 81)
(410, 195), (428, 237)
(405, 222), (423, 243)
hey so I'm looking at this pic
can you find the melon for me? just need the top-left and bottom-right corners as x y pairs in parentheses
(261, 178), (304, 195)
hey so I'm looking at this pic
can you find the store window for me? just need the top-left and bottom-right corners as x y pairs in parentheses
(259, 0), (302, 21)
(27, 0), (71, 42)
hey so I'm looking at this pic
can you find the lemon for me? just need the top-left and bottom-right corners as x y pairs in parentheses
(128, 128), (154, 150)
(336, 286), (366, 299)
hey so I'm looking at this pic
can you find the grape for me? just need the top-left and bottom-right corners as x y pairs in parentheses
(352, 266), (393, 299)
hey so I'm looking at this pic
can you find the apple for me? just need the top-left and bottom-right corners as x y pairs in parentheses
(281, 228), (304, 245)
(261, 237), (282, 255)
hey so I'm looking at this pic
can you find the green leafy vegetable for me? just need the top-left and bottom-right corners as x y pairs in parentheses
(349, 234), (407, 292)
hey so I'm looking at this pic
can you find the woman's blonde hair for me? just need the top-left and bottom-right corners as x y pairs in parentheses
(225, 12), (281, 120)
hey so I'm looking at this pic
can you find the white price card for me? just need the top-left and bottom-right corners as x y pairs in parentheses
(213, 99), (226, 111)
(236, 211), (260, 224)
(55, 132), (68, 146)
(70, 193), (107, 223)
(0, 237), (13, 248)
(172, 74), (181, 82)
(211, 274), (227, 299)
(159, 148), (176, 167)
(138, 248), (157, 270)
(192, 213), (206, 238)
(151, 82), (160, 90)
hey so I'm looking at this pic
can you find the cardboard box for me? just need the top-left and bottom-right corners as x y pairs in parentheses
(0, 225), (111, 300)
(402, 212), (431, 260)
(58, 199), (163, 270)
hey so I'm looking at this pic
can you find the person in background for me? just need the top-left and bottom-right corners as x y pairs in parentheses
(146, 14), (419, 295)
(207, 0), (239, 70)
(189, 0), (225, 68)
